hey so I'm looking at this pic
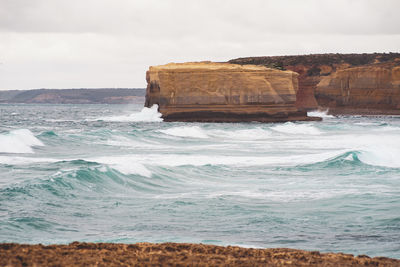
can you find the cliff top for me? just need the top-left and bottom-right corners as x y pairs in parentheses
(229, 53), (400, 69)
(149, 61), (291, 72)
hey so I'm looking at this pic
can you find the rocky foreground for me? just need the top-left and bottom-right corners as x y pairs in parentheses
(1, 242), (399, 267)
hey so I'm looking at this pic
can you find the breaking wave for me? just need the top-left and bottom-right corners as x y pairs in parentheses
(89, 156), (152, 177)
(97, 104), (163, 122)
(307, 109), (335, 118)
(359, 147), (400, 168)
(209, 128), (271, 140)
(159, 126), (208, 139)
(270, 122), (322, 135)
(0, 129), (44, 154)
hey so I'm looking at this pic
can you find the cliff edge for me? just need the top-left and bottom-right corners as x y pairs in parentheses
(145, 62), (319, 122)
(229, 53), (400, 114)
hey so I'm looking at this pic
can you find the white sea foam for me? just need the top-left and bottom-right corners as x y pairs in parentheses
(0, 129), (44, 153)
(354, 122), (380, 126)
(91, 150), (347, 172)
(160, 126), (272, 140)
(359, 145), (400, 168)
(307, 109), (335, 118)
(0, 156), (57, 165)
(208, 188), (361, 202)
(209, 128), (271, 140)
(343, 153), (354, 161)
(318, 132), (400, 168)
(159, 126), (209, 139)
(98, 104), (163, 122)
(90, 156), (152, 177)
(105, 136), (159, 148)
(375, 126), (400, 132)
(290, 132), (400, 169)
(270, 122), (322, 135)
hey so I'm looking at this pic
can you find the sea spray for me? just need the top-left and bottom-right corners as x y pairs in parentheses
(97, 104), (163, 122)
(0, 129), (44, 153)
(270, 122), (322, 135)
(307, 109), (335, 118)
(159, 126), (209, 139)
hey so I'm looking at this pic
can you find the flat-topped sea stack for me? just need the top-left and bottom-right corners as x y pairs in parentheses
(145, 62), (320, 122)
(229, 53), (400, 115)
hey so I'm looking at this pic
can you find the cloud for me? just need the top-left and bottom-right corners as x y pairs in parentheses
(1, 0), (400, 36)
(0, 0), (400, 90)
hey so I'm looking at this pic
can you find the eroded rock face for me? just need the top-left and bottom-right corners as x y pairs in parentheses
(316, 65), (400, 114)
(229, 53), (400, 114)
(145, 62), (318, 122)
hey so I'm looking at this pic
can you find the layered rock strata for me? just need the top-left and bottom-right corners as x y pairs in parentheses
(229, 53), (400, 114)
(316, 64), (400, 114)
(145, 62), (319, 122)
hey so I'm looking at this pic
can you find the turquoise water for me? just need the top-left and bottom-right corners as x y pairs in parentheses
(0, 104), (399, 258)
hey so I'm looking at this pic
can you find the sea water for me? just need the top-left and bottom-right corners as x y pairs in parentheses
(0, 104), (399, 258)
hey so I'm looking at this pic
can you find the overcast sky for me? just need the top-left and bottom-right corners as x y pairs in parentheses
(1, 0), (400, 90)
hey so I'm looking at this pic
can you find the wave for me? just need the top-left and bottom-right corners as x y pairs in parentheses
(270, 122), (322, 135)
(159, 126), (208, 139)
(359, 148), (400, 169)
(0, 154), (150, 178)
(0, 166), (151, 200)
(84, 150), (348, 170)
(307, 109), (335, 118)
(89, 144), (400, 171)
(0, 156), (57, 165)
(297, 151), (362, 169)
(374, 126), (400, 132)
(105, 135), (160, 148)
(97, 104), (163, 122)
(209, 128), (271, 140)
(0, 129), (44, 153)
(2, 145), (399, 173)
(159, 126), (274, 140)
(89, 156), (152, 177)
(296, 148), (400, 170)
(38, 131), (58, 137)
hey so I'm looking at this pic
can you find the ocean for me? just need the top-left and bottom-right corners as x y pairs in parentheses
(0, 103), (399, 258)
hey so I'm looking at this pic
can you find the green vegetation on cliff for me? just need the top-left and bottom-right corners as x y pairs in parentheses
(229, 53), (400, 72)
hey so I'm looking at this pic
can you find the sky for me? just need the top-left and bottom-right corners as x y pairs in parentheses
(1, 0), (400, 90)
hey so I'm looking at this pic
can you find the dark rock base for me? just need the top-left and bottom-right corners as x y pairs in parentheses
(160, 105), (321, 122)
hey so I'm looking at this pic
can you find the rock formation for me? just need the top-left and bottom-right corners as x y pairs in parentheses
(2, 242), (399, 266)
(316, 64), (400, 114)
(229, 53), (400, 114)
(145, 62), (320, 122)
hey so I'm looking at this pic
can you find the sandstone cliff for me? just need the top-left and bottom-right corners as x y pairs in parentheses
(145, 62), (319, 122)
(229, 53), (400, 114)
(316, 64), (400, 114)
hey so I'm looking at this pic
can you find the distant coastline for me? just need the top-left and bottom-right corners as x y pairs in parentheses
(0, 88), (145, 104)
